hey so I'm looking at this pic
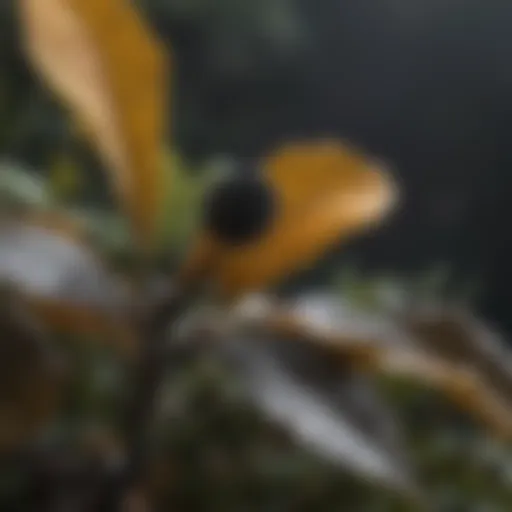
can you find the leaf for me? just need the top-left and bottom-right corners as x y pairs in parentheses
(403, 306), (512, 417)
(213, 140), (397, 297)
(213, 331), (418, 501)
(174, 295), (417, 499)
(18, 0), (168, 251)
(0, 215), (136, 356)
(0, 160), (50, 208)
(159, 151), (214, 255)
(231, 294), (512, 439)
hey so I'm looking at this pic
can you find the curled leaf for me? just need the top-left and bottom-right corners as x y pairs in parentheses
(0, 215), (136, 355)
(232, 294), (512, 439)
(184, 141), (397, 297)
(19, 0), (168, 250)
(221, 142), (396, 296)
(403, 305), (512, 403)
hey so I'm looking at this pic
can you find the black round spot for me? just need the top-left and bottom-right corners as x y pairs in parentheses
(203, 175), (276, 245)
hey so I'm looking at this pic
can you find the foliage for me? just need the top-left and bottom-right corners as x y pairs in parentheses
(2, 160), (512, 511)
(2, 1), (512, 511)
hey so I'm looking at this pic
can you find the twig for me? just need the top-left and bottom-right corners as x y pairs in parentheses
(97, 287), (195, 511)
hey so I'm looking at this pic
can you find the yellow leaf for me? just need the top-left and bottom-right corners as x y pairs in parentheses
(18, 0), (168, 251)
(214, 141), (397, 297)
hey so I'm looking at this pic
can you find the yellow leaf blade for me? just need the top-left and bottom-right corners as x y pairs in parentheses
(19, 0), (168, 250)
(215, 141), (398, 297)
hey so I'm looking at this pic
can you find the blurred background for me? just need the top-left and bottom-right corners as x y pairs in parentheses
(1, 0), (512, 510)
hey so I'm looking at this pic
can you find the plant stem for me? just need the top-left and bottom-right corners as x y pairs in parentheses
(99, 288), (194, 511)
